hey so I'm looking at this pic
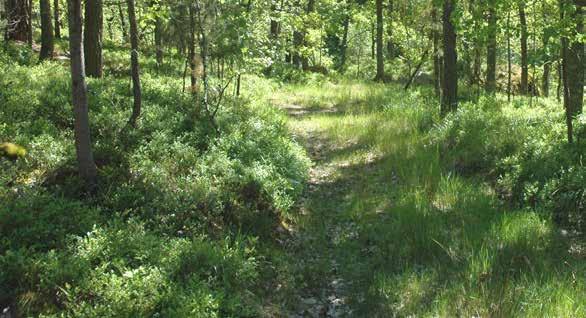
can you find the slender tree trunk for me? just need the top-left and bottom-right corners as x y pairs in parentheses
(507, 11), (512, 101)
(270, 3), (280, 38)
(188, 4), (197, 94)
(405, 46), (430, 90)
(432, 8), (441, 97)
(53, 0), (60, 38)
(301, 0), (315, 70)
(236, 73), (241, 97)
(386, 0), (394, 59)
(27, 0), (32, 46)
(293, 30), (303, 68)
(339, 13), (350, 71)
(557, 59), (562, 102)
(84, 0), (103, 77)
(542, 63), (551, 97)
(5, 0), (31, 42)
(127, 0), (142, 127)
(471, 45), (481, 86)
(468, 0), (480, 86)
(561, 26), (573, 142)
(485, 1), (498, 93)
(39, 0), (54, 61)
(155, 16), (163, 66)
(541, 3), (551, 97)
(441, 0), (458, 116)
(118, 2), (128, 42)
(374, 0), (385, 81)
(519, 1), (529, 95)
(371, 22), (376, 59)
(193, 0), (217, 133)
(563, 2), (584, 117)
(67, 0), (98, 188)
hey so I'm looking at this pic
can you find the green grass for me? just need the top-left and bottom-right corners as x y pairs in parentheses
(2, 40), (585, 317)
(271, 81), (586, 317)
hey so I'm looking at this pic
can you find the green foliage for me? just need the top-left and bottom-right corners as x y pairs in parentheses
(432, 96), (586, 231)
(0, 45), (308, 316)
(280, 81), (586, 317)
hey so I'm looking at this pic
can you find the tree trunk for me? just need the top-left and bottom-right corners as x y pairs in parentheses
(39, 0), (54, 61)
(155, 16), (163, 66)
(559, 0), (584, 143)
(5, 0), (31, 42)
(507, 11), (512, 101)
(118, 2), (128, 42)
(542, 62), (551, 97)
(188, 4), (197, 94)
(371, 22), (375, 59)
(84, 0), (103, 77)
(53, 0), (60, 38)
(67, 0), (98, 188)
(404, 46), (430, 90)
(374, 0), (385, 81)
(563, 2), (584, 117)
(469, 0), (481, 86)
(386, 0), (394, 59)
(557, 59), (562, 102)
(270, 3), (280, 38)
(27, 0), (32, 46)
(519, 1), (529, 95)
(301, 0), (315, 70)
(441, 0), (458, 116)
(293, 30), (303, 68)
(541, 2), (551, 97)
(432, 8), (441, 97)
(127, 0), (142, 127)
(485, 1), (497, 93)
(339, 13), (350, 71)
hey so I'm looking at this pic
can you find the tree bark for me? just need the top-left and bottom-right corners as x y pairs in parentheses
(67, 0), (98, 188)
(386, 0), (394, 59)
(301, 0), (315, 70)
(39, 0), (54, 61)
(485, 1), (497, 93)
(293, 30), (303, 68)
(432, 7), (441, 97)
(541, 2), (551, 97)
(563, 2), (584, 117)
(84, 0), (103, 77)
(53, 0), (61, 38)
(27, 0), (32, 46)
(519, 1), (529, 95)
(155, 15), (163, 66)
(469, 0), (481, 86)
(5, 0), (31, 42)
(118, 2), (128, 42)
(339, 13), (350, 72)
(374, 0), (385, 81)
(127, 0), (142, 127)
(507, 11), (512, 101)
(188, 3), (197, 94)
(441, 0), (458, 116)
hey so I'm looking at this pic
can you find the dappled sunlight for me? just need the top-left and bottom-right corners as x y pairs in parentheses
(277, 82), (586, 317)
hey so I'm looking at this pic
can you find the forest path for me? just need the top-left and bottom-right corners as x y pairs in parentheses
(285, 107), (355, 318)
(274, 96), (381, 317)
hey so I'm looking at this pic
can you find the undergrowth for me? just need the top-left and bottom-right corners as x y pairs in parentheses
(273, 80), (586, 317)
(0, 43), (309, 317)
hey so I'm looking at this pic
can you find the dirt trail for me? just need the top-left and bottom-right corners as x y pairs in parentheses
(281, 105), (357, 318)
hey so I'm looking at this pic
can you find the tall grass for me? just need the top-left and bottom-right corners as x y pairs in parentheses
(274, 81), (586, 317)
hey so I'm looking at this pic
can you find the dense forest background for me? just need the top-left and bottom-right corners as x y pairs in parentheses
(0, 0), (585, 317)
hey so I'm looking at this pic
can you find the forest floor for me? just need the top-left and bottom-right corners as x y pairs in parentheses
(270, 83), (409, 317)
(268, 82), (586, 317)
(277, 99), (360, 318)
